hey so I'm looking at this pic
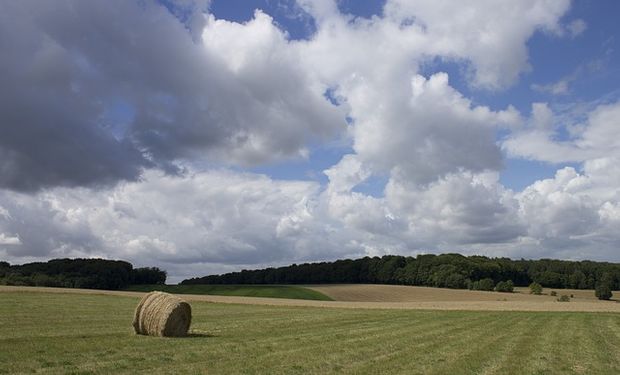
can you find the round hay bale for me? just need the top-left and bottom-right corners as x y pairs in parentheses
(132, 291), (192, 337)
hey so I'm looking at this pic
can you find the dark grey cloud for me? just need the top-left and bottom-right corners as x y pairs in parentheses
(0, 1), (152, 191)
(0, 0), (343, 191)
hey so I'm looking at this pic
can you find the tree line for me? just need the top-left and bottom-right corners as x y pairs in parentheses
(181, 253), (620, 291)
(0, 258), (166, 290)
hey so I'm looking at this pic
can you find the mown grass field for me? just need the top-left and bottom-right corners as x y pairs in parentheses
(124, 284), (332, 301)
(2, 291), (620, 374)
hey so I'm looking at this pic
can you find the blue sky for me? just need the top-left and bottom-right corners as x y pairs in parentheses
(1, 0), (620, 281)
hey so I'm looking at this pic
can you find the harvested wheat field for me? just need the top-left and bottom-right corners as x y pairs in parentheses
(303, 284), (620, 312)
(308, 284), (611, 302)
(2, 285), (619, 312)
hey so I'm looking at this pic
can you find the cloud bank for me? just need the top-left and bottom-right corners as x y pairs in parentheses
(1, 0), (617, 281)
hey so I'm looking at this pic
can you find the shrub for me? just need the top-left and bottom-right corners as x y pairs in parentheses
(478, 278), (496, 291)
(550, 291), (557, 297)
(470, 278), (495, 291)
(495, 280), (514, 293)
(443, 273), (467, 289)
(557, 295), (570, 302)
(529, 282), (543, 295)
(595, 274), (614, 301)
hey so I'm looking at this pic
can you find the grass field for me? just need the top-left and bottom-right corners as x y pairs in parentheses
(2, 290), (620, 374)
(124, 284), (332, 301)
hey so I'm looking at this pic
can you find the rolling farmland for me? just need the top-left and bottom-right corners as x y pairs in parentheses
(1, 287), (620, 374)
(2, 284), (619, 312)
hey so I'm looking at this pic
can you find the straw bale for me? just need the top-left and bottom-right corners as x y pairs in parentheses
(133, 291), (191, 337)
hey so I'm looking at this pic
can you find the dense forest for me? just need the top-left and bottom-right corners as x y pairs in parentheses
(182, 253), (620, 290)
(0, 258), (166, 290)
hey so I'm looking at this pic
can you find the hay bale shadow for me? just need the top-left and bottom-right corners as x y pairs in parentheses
(187, 331), (217, 338)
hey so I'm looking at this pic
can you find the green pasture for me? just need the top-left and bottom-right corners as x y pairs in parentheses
(123, 284), (332, 301)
